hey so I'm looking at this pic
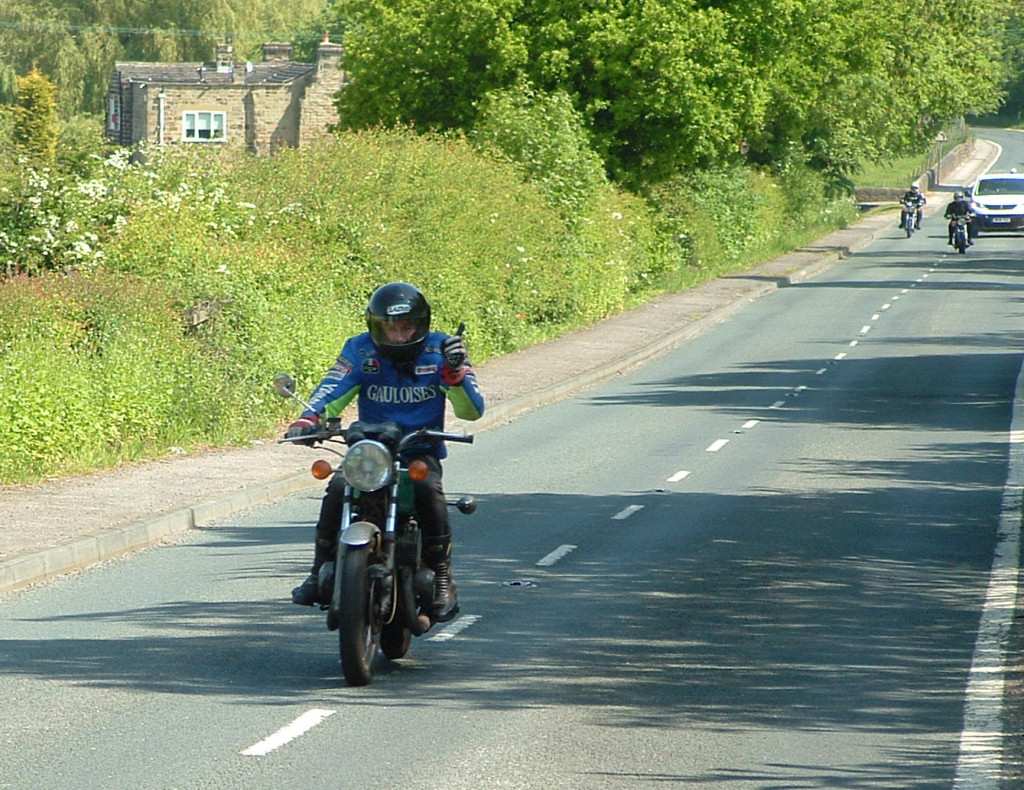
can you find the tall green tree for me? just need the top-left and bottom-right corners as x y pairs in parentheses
(0, 0), (329, 116)
(999, 6), (1024, 121)
(12, 68), (58, 166)
(332, 0), (1013, 187)
(333, 0), (525, 129)
(724, 0), (1007, 175)
(334, 0), (761, 186)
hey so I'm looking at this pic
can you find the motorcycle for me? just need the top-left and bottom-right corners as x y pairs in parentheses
(273, 373), (476, 686)
(952, 215), (971, 254)
(901, 200), (919, 238)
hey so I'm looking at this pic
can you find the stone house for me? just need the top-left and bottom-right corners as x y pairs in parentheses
(105, 37), (345, 154)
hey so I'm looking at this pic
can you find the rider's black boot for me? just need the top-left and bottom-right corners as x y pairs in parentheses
(423, 541), (459, 622)
(291, 532), (336, 606)
(293, 480), (344, 606)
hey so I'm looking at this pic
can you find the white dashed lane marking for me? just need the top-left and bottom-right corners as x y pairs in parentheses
(242, 709), (335, 756)
(536, 544), (578, 566)
(427, 614), (481, 642)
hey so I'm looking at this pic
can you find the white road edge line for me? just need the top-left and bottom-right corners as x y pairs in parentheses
(537, 544), (578, 566)
(241, 709), (336, 756)
(953, 358), (1024, 788)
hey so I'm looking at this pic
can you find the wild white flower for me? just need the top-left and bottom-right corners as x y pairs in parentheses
(77, 180), (110, 198)
(104, 150), (130, 170)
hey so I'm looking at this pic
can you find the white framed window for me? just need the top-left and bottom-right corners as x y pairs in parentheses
(182, 111), (227, 142)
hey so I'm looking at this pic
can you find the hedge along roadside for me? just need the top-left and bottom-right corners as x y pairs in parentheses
(0, 127), (858, 486)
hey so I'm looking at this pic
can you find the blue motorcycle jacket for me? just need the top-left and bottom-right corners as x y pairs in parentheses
(302, 331), (484, 459)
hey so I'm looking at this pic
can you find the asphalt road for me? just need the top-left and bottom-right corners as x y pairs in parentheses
(2, 131), (1023, 789)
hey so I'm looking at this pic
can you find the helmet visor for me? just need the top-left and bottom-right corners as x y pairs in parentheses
(367, 314), (429, 352)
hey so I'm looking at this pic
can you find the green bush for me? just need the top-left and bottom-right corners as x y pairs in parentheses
(470, 82), (610, 224)
(0, 272), (264, 482)
(0, 127), (857, 485)
(648, 160), (858, 286)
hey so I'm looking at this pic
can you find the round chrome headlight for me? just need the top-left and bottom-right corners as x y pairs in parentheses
(342, 440), (393, 492)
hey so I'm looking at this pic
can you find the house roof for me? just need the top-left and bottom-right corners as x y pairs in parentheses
(113, 60), (315, 87)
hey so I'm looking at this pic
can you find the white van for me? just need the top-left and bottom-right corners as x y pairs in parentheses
(969, 171), (1024, 232)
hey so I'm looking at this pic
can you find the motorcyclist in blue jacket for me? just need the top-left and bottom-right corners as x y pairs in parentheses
(286, 282), (485, 622)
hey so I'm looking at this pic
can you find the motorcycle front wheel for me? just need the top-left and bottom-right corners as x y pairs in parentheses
(338, 544), (381, 686)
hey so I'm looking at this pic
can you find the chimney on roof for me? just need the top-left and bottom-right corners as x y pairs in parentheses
(316, 34), (344, 73)
(216, 38), (234, 75)
(262, 42), (292, 63)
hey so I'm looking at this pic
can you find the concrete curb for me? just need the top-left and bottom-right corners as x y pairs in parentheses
(0, 472), (321, 594)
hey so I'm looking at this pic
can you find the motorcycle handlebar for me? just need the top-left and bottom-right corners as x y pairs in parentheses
(281, 425), (473, 447)
(399, 427), (474, 448)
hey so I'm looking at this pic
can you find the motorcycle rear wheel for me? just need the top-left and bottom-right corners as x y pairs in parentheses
(338, 544), (381, 686)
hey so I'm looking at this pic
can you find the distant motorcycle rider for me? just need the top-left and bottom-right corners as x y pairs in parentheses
(286, 282), (485, 622)
(900, 183), (927, 230)
(944, 191), (975, 245)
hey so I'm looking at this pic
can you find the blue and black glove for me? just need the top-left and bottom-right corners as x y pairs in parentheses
(442, 335), (467, 368)
(441, 335), (468, 385)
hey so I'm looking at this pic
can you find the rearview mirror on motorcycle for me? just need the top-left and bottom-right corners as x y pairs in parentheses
(273, 372), (317, 414)
(273, 372), (295, 398)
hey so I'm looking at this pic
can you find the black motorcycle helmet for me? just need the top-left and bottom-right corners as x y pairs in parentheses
(365, 282), (431, 364)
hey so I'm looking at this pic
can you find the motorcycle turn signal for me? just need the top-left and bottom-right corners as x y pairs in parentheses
(311, 459), (334, 480)
(407, 459), (430, 482)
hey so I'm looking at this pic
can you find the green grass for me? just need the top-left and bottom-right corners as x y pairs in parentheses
(852, 126), (971, 189)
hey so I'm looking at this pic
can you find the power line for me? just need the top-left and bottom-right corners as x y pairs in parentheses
(0, 19), (308, 39)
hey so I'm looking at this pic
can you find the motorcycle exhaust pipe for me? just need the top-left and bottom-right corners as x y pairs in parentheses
(399, 567), (433, 635)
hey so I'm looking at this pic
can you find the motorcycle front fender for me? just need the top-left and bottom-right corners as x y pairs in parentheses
(341, 520), (380, 548)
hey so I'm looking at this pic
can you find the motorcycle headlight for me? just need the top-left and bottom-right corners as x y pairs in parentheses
(342, 440), (393, 492)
